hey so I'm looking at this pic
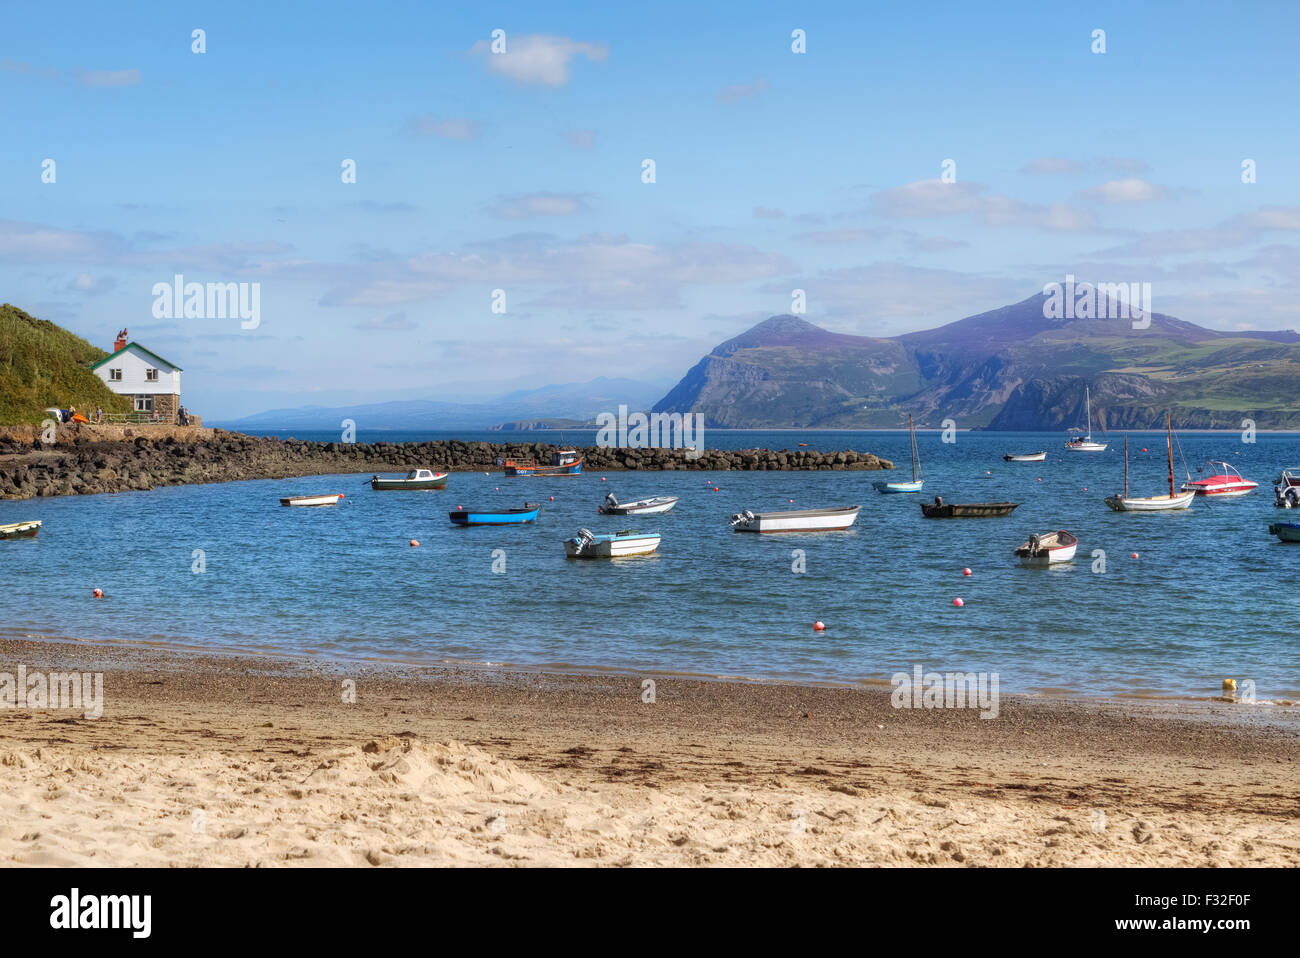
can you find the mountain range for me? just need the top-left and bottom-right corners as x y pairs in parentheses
(653, 291), (1300, 430)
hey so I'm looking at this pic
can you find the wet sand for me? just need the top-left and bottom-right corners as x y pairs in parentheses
(1, 638), (1296, 866)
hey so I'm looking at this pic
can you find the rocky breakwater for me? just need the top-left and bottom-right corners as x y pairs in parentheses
(0, 430), (893, 500)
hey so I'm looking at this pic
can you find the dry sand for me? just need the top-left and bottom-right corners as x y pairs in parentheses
(1, 638), (1297, 867)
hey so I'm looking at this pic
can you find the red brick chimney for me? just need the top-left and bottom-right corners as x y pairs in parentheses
(114, 328), (128, 352)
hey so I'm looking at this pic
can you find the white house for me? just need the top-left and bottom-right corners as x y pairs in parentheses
(91, 328), (183, 422)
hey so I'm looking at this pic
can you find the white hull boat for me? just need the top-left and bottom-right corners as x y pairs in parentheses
(730, 505), (860, 533)
(565, 529), (661, 558)
(1003, 452), (1047, 462)
(1014, 530), (1078, 564)
(1103, 422), (1194, 512)
(874, 415), (924, 493)
(598, 494), (679, 515)
(280, 493), (344, 507)
(1065, 386), (1107, 451)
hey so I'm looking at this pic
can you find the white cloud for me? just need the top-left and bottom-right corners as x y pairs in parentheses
(1081, 178), (1167, 204)
(795, 229), (884, 245)
(76, 68), (142, 88)
(355, 311), (417, 332)
(870, 179), (1097, 232)
(407, 115), (480, 140)
(470, 34), (608, 87)
(718, 78), (768, 104)
(488, 192), (594, 219)
(1020, 157), (1088, 175)
(753, 206), (784, 219)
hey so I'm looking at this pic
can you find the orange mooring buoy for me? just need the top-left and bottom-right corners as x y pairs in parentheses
(92, 588), (103, 598)
(813, 621), (825, 631)
(409, 539), (419, 548)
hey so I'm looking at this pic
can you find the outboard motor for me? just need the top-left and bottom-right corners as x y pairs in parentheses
(601, 492), (618, 513)
(1028, 533), (1041, 554)
(729, 509), (756, 528)
(574, 528), (596, 554)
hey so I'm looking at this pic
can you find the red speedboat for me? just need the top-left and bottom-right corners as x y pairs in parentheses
(1181, 460), (1257, 498)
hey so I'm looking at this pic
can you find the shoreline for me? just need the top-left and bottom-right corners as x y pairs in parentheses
(1, 637), (1297, 866)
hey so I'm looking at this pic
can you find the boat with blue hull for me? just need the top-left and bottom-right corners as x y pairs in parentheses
(873, 415), (924, 494)
(1268, 522), (1300, 543)
(449, 503), (541, 526)
(499, 449), (583, 477)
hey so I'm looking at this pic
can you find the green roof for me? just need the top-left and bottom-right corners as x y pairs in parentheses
(90, 342), (183, 372)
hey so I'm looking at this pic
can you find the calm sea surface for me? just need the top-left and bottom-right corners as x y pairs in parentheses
(3, 430), (1298, 701)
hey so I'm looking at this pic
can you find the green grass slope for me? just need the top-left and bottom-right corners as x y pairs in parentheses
(0, 304), (131, 425)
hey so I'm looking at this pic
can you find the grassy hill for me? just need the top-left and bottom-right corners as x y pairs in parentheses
(0, 304), (131, 425)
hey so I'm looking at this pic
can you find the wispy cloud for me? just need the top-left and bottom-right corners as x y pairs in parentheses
(795, 228), (884, 245)
(1020, 157), (1088, 175)
(718, 78), (768, 104)
(469, 34), (608, 87)
(76, 68), (142, 88)
(355, 311), (417, 332)
(1080, 178), (1168, 204)
(406, 114), (480, 140)
(487, 192), (594, 219)
(752, 206), (784, 219)
(871, 179), (1097, 232)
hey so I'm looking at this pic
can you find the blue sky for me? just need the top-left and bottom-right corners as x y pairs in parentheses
(3, 0), (1298, 418)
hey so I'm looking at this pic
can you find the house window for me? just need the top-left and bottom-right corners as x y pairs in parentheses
(109, 368), (122, 381)
(145, 368), (158, 382)
(134, 395), (153, 412)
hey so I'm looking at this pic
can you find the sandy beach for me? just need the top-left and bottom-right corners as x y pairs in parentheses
(0, 637), (1296, 867)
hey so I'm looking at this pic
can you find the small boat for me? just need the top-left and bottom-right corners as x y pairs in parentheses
(599, 493), (679, 515)
(1103, 423), (1195, 512)
(1181, 460), (1256, 498)
(564, 528), (661, 558)
(730, 505), (860, 533)
(280, 494), (344, 507)
(874, 415), (924, 493)
(0, 520), (41, 540)
(1014, 530), (1078, 564)
(1064, 386), (1107, 452)
(370, 469), (448, 490)
(920, 498), (1019, 518)
(499, 449), (583, 477)
(449, 502), (540, 525)
(1268, 522), (1300, 543)
(1274, 469), (1300, 508)
(1003, 451), (1047, 462)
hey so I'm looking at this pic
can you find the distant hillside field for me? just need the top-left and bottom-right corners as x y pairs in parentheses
(0, 304), (130, 425)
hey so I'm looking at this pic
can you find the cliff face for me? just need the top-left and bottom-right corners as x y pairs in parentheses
(654, 293), (1300, 429)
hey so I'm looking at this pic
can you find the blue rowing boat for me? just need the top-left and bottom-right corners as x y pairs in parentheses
(449, 503), (541, 526)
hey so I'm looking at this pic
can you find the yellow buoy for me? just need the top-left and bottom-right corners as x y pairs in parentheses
(1222, 678), (1237, 694)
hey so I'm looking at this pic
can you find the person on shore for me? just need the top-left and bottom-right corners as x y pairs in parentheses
(95, 407), (103, 424)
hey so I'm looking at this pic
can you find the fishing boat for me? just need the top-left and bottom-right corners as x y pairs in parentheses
(1064, 386), (1107, 451)
(564, 528), (661, 558)
(369, 469), (448, 490)
(873, 415), (924, 493)
(1102, 421), (1195, 512)
(1003, 451), (1047, 462)
(920, 498), (1019, 518)
(598, 493), (679, 515)
(449, 502), (541, 525)
(1268, 522), (1300, 543)
(0, 520), (41, 540)
(499, 449), (583, 477)
(1274, 469), (1300, 508)
(1181, 460), (1257, 498)
(729, 505), (861, 533)
(1013, 530), (1078, 564)
(280, 493), (344, 507)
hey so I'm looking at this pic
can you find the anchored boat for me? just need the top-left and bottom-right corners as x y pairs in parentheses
(1268, 522), (1300, 543)
(370, 469), (448, 490)
(1064, 386), (1107, 452)
(730, 505), (861, 533)
(920, 498), (1019, 518)
(564, 528), (661, 558)
(1103, 421), (1195, 512)
(499, 449), (583, 477)
(449, 502), (541, 526)
(873, 415), (924, 493)
(0, 520), (41, 540)
(1014, 530), (1078, 564)
(1181, 460), (1256, 498)
(1276, 469), (1300, 507)
(599, 493), (679, 515)
(280, 493), (344, 507)
(1003, 451), (1047, 462)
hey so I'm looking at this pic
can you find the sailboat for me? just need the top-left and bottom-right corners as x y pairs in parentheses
(1103, 416), (1196, 512)
(1064, 386), (1107, 452)
(873, 415), (924, 493)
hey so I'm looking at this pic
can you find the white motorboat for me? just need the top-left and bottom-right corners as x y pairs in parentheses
(1003, 451), (1047, 462)
(280, 493), (344, 507)
(598, 493), (679, 515)
(1014, 530), (1078, 564)
(564, 529), (661, 558)
(1103, 422), (1195, 512)
(1065, 386), (1107, 451)
(729, 505), (860, 533)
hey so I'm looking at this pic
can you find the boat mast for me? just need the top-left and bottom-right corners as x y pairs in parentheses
(909, 415), (917, 482)
(1166, 412), (1174, 498)
(1085, 386), (1091, 440)
(1123, 433), (1128, 498)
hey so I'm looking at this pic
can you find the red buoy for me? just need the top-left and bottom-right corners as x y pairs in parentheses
(409, 539), (419, 548)
(92, 588), (103, 598)
(813, 620), (825, 631)
(953, 597), (964, 607)
(962, 568), (972, 577)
